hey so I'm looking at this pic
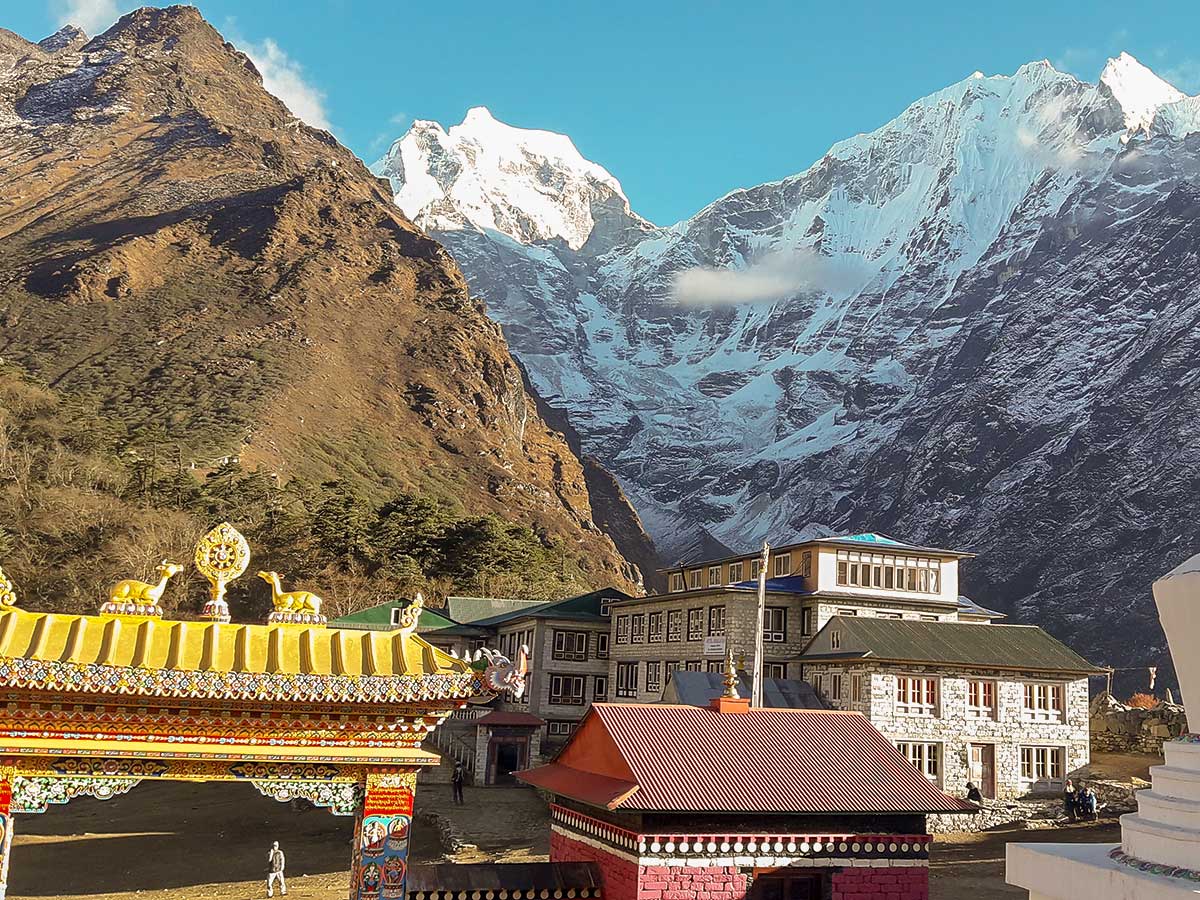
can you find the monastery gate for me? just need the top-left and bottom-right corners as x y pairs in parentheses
(0, 523), (526, 899)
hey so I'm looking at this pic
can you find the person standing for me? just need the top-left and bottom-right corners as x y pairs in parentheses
(267, 841), (286, 897)
(451, 762), (466, 805)
(1062, 778), (1078, 821)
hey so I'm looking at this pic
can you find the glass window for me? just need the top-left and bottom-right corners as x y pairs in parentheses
(896, 675), (938, 716)
(728, 561), (744, 582)
(547, 720), (575, 737)
(549, 674), (585, 705)
(1022, 683), (1065, 722)
(596, 632), (609, 660)
(751, 558), (761, 579)
(707, 605), (726, 636)
(968, 680), (996, 718)
(646, 661), (662, 693)
(688, 569), (703, 589)
(615, 615), (630, 644)
(616, 662), (638, 698)
(801, 551), (812, 578)
(630, 614), (645, 644)
(764, 607), (787, 642)
(851, 673), (863, 702)
(706, 660), (723, 673)
(685, 660), (703, 672)
(773, 553), (792, 577)
(896, 741), (941, 783)
(667, 609), (683, 642)
(763, 662), (786, 679)
(830, 629), (841, 650)
(687, 608), (704, 640)
(593, 675), (608, 701)
(1020, 746), (1065, 787)
(648, 611), (664, 642)
(670, 573), (685, 593)
(802, 607), (815, 637)
(708, 565), (723, 587)
(552, 630), (588, 661)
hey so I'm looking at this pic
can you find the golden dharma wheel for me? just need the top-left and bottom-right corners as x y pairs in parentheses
(194, 522), (250, 604)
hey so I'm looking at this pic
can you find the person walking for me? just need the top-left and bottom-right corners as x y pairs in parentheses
(267, 841), (286, 897)
(451, 762), (466, 805)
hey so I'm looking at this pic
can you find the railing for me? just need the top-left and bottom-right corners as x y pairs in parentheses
(428, 723), (480, 779)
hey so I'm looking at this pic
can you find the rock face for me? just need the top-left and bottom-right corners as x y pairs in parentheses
(379, 53), (1200, 669)
(0, 7), (641, 591)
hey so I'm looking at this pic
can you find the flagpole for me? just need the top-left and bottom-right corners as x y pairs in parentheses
(752, 540), (770, 707)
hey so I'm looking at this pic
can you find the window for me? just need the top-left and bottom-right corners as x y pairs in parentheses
(549, 674), (585, 705)
(896, 675), (938, 716)
(764, 662), (786, 679)
(968, 680), (996, 719)
(708, 565), (723, 587)
(919, 614), (939, 621)
(801, 551), (812, 578)
(596, 632), (609, 660)
(706, 660), (723, 673)
(688, 569), (703, 590)
(600, 598), (613, 617)
(802, 607), (816, 637)
(764, 607), (787, 642)
(667, 609), (683, 642)
(851, 673), (863, 702)
(877, 612), (902, 620)
(708, 605), (726, 636)
(812, 673), (824, 696)
(685, 660), (704, 672)
(593, 675), (608, 701)
(896, 741), (941, 783)
(670, 573), (685, 593)
(616, 662), (639, 698)
(835, 551), (942, 594)
(830, 673), (843, 701)
(552, 630), (588, 661)
(728, 561), (744, 582)
(1023, 683), (1065, 722)
(631, 614), (646, 644)
(751, 558), (762, 579)
(646, 661), (662, 693)
(687, 608), (704, 641)
(774, 552), (792, 577)
(616, 616), (630, 644)
(1020, 746), (1065, 788)
(648, 611), (665, 642)
(830, 629), (842, 650)
(547, 720), (575, 737)
(837, 608), (859, 616)
(664, 661), (679, 681)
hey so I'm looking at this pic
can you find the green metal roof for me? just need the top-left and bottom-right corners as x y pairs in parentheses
(444, 596), (546, 623)
(332, 600), (488, 636)
(799, 616), (1104, 674)
(470, 587), (634, 628)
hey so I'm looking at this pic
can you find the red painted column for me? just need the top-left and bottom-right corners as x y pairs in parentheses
(349, 772), (416, 900)
(0, 778), (12, 900)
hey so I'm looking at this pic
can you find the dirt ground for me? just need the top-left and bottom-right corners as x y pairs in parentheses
(7, 779), (1124, 900)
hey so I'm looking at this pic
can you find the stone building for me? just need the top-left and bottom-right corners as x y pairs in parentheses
(799, 616), (1104, 800)
(608, 533), (998, 703)
(517, 696), (973, 900)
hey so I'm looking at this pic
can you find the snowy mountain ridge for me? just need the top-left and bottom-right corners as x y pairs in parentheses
(375, 54), (1200, 675)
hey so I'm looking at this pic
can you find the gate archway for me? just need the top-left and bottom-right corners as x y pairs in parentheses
(0, 524), (526, 900)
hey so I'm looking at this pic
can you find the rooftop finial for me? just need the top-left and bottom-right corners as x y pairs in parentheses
(0, 564), (17, 608)
(722, 648), (740, 700)
(195, 522), (249, 623)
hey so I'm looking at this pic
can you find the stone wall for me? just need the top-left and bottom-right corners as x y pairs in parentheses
(926, 778), (1143, 834)
(1089, 692), (1188, 754)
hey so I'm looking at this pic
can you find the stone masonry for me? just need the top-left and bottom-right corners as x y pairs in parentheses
(1089, 692), (1188, 754)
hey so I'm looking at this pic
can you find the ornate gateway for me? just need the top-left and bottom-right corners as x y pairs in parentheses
(0, 524), (527, 900)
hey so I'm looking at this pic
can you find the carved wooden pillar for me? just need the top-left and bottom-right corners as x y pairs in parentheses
(0, 775), (13, 900)
(349, 770), (416, 900)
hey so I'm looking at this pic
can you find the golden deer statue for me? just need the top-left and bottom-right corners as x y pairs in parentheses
(257, 570), (323, 617)
(108, 560), (182, 610)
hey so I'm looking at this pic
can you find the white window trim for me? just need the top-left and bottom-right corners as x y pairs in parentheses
(895, 674), (939, 717)
(896, 740), (942, 784)
(1022, 682), (1066, 723)
(968, 680), (997, 719)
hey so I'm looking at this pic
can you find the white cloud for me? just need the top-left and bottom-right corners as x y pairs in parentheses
(670, 249), (873, 306)
(242, 38), (332, 132)
(51, 0), (124, 34)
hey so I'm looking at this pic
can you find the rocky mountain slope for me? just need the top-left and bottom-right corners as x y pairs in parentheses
(0, 7), (642, 596)
(378, 54), (1200, 670)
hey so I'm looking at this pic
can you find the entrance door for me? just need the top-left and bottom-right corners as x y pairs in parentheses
(750, 871), (824, 900)
(969, 744), (996, 799)
(492, 741), (523, 785)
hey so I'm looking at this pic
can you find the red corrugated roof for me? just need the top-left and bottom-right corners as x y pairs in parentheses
(519, 763), (639, 808)
(520, 703), (973, 815)
(476, 710), (546, 727)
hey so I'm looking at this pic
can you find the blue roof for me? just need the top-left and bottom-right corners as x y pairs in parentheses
(956, 595), (1006, 619)
(828, 532), (907, 546)
(727, 575), (813, 595)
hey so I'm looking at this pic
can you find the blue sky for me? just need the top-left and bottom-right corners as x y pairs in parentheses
(10, 2), (1200, 224)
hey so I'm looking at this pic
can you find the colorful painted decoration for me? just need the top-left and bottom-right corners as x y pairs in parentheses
(195, 522), (250, 621)
(11, 776), (140, 814)
(0, 566), (16, 608)
(250, 779), (364, 816)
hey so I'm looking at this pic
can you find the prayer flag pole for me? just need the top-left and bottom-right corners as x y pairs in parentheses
(752, 540), (770, 707)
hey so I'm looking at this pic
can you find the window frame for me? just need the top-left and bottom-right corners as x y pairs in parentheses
(895, 675), (939, 717)
(666, 609), (683, 642)
(763, 606), (787, 642)
(896, 740), (942, 784)
(646, 661), (662, 692)
(687, 608), (704, 641)
(728, 561), (744, 583)
(548, 674), (585, 706)
(688, 568), (703, 590)
(669, 573), (685, 593)
(615, 615), (630, 644)
(763, 662), (786, 679)
(851, 672), (863, 702)
(968, 680), (996, 719)
(708, 565), (723, 587)
(773, 552), (792, 577)
(551, 630), (588, 662)
(707, 605), (726, 637)
(630, 613), (646, 644)
(615, 662), (639, 698)
(1022, 682), (1066, 723)
(593, 674), (608, 701)
(1020, 745), (1066, 789)
(647, 611), (664, 642)
(801, 607), (815, 637)
(596, 632), (610, 660)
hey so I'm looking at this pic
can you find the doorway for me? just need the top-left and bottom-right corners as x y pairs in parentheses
(969, 743), (996, 799)
(750, 870), (825, 900)
(487, 738), (527, 785)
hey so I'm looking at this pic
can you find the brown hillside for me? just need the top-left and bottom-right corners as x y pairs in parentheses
(0, 7), (640, 592)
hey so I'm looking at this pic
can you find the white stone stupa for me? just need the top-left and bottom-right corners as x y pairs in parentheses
(1007, 554), (1200, 897)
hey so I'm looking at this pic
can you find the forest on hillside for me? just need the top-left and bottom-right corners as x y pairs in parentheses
(0, 365), (593, 621)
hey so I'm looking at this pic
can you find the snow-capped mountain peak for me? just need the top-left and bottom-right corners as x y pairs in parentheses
(1100, 51), (1185, 134)
(373, 107), (647, 250)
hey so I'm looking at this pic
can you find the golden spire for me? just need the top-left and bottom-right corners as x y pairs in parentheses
(0, 564), (17, 608)
(722, 648), (740, 699)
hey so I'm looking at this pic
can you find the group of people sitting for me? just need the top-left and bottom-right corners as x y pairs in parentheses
(1063, 779), (1099, 821)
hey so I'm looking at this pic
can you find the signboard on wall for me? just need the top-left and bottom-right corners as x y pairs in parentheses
(703, 636), (726, 657)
